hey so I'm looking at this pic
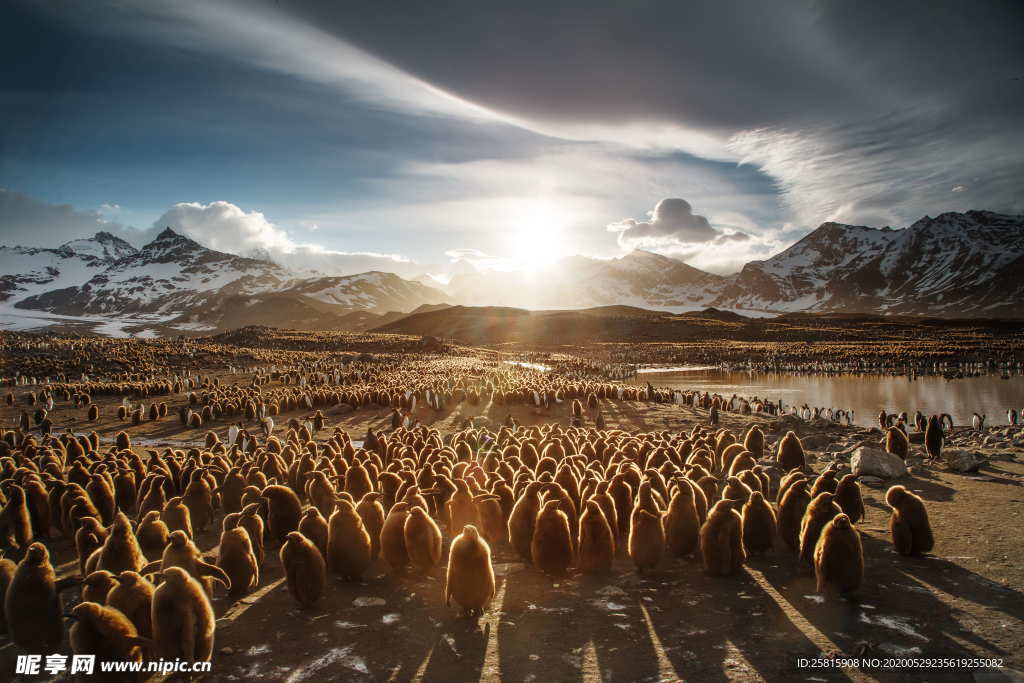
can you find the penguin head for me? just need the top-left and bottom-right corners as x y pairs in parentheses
(461, 524), (480, 540)
(832, 513), (852, 530)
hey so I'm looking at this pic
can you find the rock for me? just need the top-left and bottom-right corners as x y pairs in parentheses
(943, 449), (986, 473)
(858, 475), (884, 486)
(908, 431), (925, 444)
(471, 415), (491, 428)
(850, 447), (908, 479)
(800, 433), (832, 450)
(219, 647), (235, 656)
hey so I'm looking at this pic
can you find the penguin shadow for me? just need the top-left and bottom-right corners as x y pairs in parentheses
(643, 553), (825, 682)
(965, 463), (1024, 488)
(756, 532), (1009, 663)
(489, 558), (666, 683)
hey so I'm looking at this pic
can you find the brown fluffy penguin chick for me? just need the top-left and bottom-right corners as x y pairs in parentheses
(280, 531), (326, 608)
(814, 514), (863, 595)
(261, 484), (303, 544)
(886, 485), (934, 555)
(4, 543), (62, 653)
(217, 526), (259, 595)
(740, 491), (777, 556)
(0, 484), (33, 551)
(327, 498), (373, 580)
(776, 431), (806, 472)
(664, 486), (700, 557)
(474, 494), (506, 547)
(808, 468), (839, 499)
(67, 602), (146, 680)
(834, 474), (866, 523)
(95, 511), (147, 574)
(82, 569), (118, 604)
(799, 492), (842, 565)
(298, 507), (329, 559)
(629, 508), (665, 574)
(380, 502), (411, 575)
(508, 481), (543, 562)
(76, 516), (108, 575)
(445, 525), (495, 617)
(885, 426), (910, 460)
(404, 506), (443, 574)
(530, 499), (573, 576)
(160, 496), (193, 539)
(106, 571), (154, 638)
(136, 510), (169, 561)
(0, 556), (15, 633)
(356, 492), (386, 562)
(152, 566), (215, 662)
(778, 480), (812, 552)
(577, 499), (615, 575)
(141, 530), (231, 592)
(699, 499), (746, 577)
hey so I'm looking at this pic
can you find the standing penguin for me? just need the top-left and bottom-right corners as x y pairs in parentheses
(834, 474), (865, 523)
(280, 531), (326, 609)
(530, 499), (573, 576)
(799, 492), (842, 566)
(740, 491), (777, 556)
(972, 412), (986, 431)
(924, 415), (944, 460)
(152, 566), (216, 663)
(445, 525), (495, 617)
(663, 486), (700, 558)
(577, 499), (615, 574)
(4, 543), (62, 654)
(814, 514), (863, 596)
(699, 499), (745, 577)
(628, 507), (665, 574)
(404, 506), (443, 574)
(886, 485), (934, 556)
(327, 498), (373, 581)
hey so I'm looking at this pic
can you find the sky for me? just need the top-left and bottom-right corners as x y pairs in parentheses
(1, 0), (1022, 277)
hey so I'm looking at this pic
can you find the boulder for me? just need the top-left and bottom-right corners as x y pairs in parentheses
(943, 449), (986, 473)
(851, 446), (908, 479)
(800, 433), (832, 450)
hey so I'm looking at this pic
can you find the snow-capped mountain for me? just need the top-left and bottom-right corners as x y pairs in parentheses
(713, 210), (1024, 317)
(10, 228), (449, 331)
(445, 249), (726, 310)
(0, 231), (137, 303)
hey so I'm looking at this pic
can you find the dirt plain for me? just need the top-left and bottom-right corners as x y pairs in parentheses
(0, 363), (1022, 683)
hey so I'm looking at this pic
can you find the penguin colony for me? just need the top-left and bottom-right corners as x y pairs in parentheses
(0, 331), (954, 672)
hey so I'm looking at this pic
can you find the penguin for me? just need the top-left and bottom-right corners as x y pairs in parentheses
(327, 498), (373, 580)
(66, 602), (147, 680)
(776, 431), (806, 472)
(4, 543), (62, 653)
(298, 507), (329, 559)
(508, 481), (543, 562)
(216, 526), (259, 595)
(380, 502), (411, 575)
(280, 531), (326, 609)
(94, 511), (147, 574)
(740, 491), (777, 556)
(140, 530), (231, 592)
(577, 499), (615, 574)
(699, 499), (745, 577)
(885, 426), (909, 460)
(834, 474), (865, 523)
(663, 486), (700, 558)
(531, 499), (573, 577)
(152, 566), (216, 662)
(82, 569), (119, 604)
(0, 555), (15, 633)
(404, 505), (443, 574)
(628, 507), (665, 574)
(261, 485), (303, 544)
(106, 571), (155, 638)
(778, 480), (811, 552)
(886, 485), (934, 556)
(445, 525), (495, 617)
(813, 513), (863, 595)
(924, 415), (944, 460)
(799, 492), (842, 566)
(972, 412), (985, 431)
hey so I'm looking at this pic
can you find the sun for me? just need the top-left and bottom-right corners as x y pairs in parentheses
(506, 200), (569, 272)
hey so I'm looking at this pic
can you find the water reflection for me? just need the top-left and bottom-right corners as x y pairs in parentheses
(632, 369), (1024, 427)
